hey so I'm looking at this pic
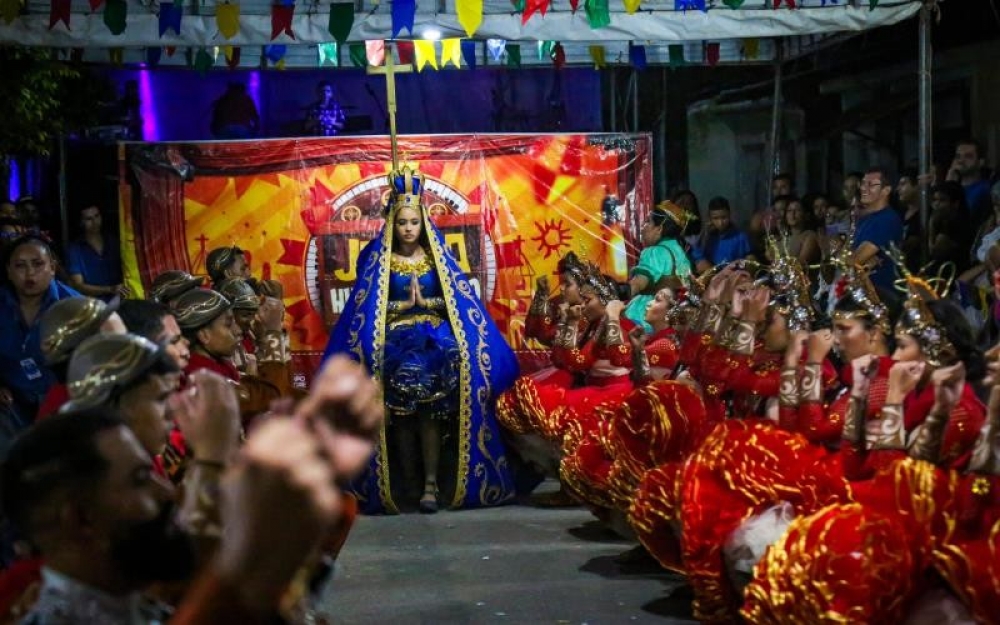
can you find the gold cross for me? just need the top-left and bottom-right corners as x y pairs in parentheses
(367, 42), (413, 172)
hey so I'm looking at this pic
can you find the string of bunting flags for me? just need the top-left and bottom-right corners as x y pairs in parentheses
(0, 0), (911, 69)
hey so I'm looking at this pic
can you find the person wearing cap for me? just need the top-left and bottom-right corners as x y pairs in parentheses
(0, 236), (80, 447)
(215, 278), (296, 399)
(624, 200), (693, 332)
(36, 297), (127, 419)
(173, 289), (279, 421)
(148, 270), (204, 307)
(205, 246), (250, 287)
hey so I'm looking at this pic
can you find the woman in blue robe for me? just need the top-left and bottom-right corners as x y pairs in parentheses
(323, 168), (519, 514)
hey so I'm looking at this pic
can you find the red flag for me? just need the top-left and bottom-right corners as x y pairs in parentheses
(569, 0), (579, 11)
(271, 4), (295, 40)
(521, 0), (549, 24)
(705, 42), (720, 67)
(773, 0), (795, 7)
(88, 0), (104, 11)
(165, 46), (177, 56)
(397, 40), (414, 65)
(49, 0), (71, 29)
(552, 42), (565, 69)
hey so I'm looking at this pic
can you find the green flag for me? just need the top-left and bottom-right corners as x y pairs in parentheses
(349, 42), (366, 67)
(584, 0), (609, 29)
(506, 44), (521, 67)
(328, 3), (354, 44)
(103, 0), (127, 35)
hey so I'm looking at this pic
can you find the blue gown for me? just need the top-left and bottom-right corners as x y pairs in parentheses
(322, 209), (519, 514)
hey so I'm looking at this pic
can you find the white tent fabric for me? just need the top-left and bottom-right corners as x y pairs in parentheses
(0, 2), (921, 48)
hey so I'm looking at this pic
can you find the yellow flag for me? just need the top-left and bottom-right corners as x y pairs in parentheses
(589, 45), (605, 69)
(277, 58), (286, 70)
(440, 38), (461, 68)
(414, 40), (438, 71)
(216, 2), (240, 40)
(455, 0), (482, 38)
(623, 0), (641, 14)
(743, 38), (759, 60)
(224, 45), (237, 62)
(109, 48), (124, 66)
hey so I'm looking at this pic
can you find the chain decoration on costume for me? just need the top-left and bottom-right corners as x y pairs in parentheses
(867, 403), (906, 450)
(389, 254), (434, 276)
(800, 363), (822, 403)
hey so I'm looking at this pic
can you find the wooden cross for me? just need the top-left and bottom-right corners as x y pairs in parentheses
(367, 42), (413, 172)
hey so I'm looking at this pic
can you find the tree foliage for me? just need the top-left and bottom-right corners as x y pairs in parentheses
(0, 47), (112, 158)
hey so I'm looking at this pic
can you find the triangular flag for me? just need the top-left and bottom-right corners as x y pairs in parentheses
(264, 44), (286, 64)
(109, 47), (124, 65)
(414, 40), (438, 71)
(441, 38), (461, 68)
(225, 46), (241, 69)
(722, 0), (744, 7)
(742, 38), (759, 60)
(505, 44), (521, 68)
(705, 42), (720, 66)
(511, 0), (525, 12)
(773, 0), (795, 7)
(397, 40), (415, 65)
(629, 43), (646, 70)
(158, 2), (182, 37)
(349, 42), (366, 67)
(392, 0), (415, 37)
(88, 0), (103, 11)
(584, 0), (609, 29)
(588, 45), (605, 69)
(328, 3), (353, 43)
(668, 44), (685, 67)
(103, 0), (127, 35)
(461, 39), (477, 69)
(366, 40), (385, 66)
(165, 46), (177, 56)
(869, 0), (880, 8)
(456, 0), (482, 37)
(486, 39), (506, 62)
(522, 0), (549, 24)
(623, 0), (641, 14)
(195, 48), (214, 74)
(569, 0), (579, 10)
(552, 42), (565, 69)
(49, 0), (71, 30)
(537, 40), (554, 61)
(145, 47), (162, 66)
(216, 2), (240, 39)
(318, 42), (338, 66)
(271, 4), (294, 40)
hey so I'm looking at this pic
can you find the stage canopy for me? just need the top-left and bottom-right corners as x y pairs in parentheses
(0, 0), (922, 67)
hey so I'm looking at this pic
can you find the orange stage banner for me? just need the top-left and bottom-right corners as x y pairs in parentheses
(120, 133), (653, 382)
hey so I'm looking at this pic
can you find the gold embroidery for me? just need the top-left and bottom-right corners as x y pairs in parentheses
(731, 320), (756, 355)
(866, 403), (906, 450)
(779, 367), (798, 408)
(800, 363), (821, 403)
(389, 253), (434, 276)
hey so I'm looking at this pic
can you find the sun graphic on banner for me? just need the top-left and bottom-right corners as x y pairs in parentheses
(531, 219), (572, 259)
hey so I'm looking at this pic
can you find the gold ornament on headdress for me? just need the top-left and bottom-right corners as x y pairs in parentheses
(826, 212), (892, 334)
(765, 232), (814, 332)
(580, 261), (618, 304)
(886, 245), (957, 367)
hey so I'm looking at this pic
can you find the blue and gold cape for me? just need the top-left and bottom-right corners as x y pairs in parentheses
(322, 205), (519, 514)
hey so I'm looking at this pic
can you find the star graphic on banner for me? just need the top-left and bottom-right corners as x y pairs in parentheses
(530, 219), (571, 259)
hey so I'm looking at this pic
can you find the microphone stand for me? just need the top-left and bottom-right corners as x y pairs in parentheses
(365, 83), (389, 133)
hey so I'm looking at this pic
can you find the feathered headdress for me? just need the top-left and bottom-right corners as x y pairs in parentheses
(887, 245), (956, 367)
